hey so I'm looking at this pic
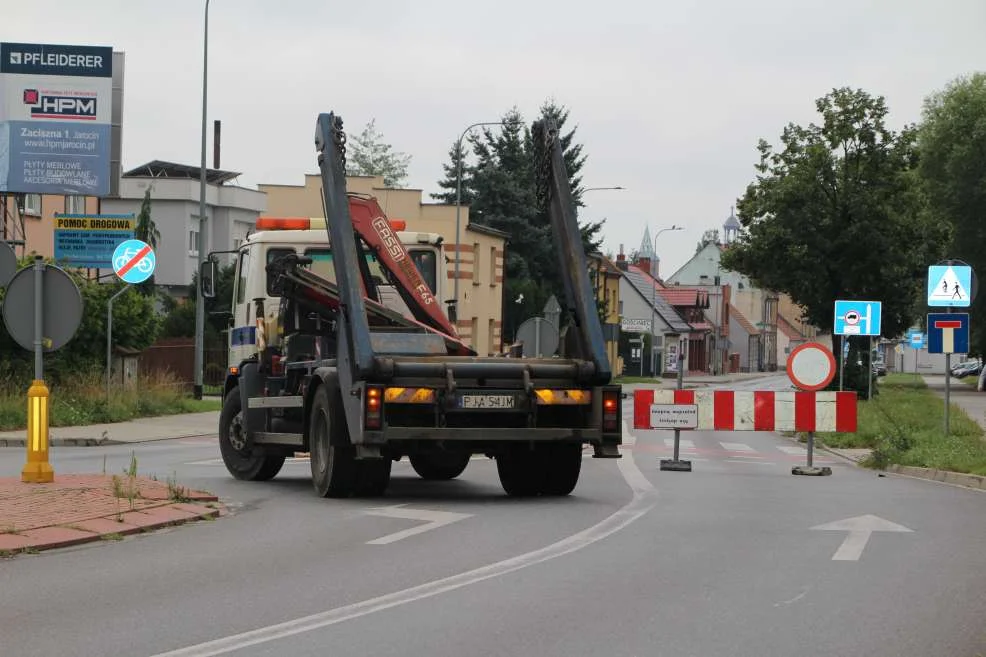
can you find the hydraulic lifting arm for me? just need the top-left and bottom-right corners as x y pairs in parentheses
(531, 118), (612, 385)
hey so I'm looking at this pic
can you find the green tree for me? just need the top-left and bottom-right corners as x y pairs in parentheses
(917, 72), (986, 355)
(345, 118), (412, 188)
(720, 87), (949, 396)
(429, 139), (474, 206)
(443, 101), (601, 334)
(133, 187), (159, 294)
(160, 263), (236, 338)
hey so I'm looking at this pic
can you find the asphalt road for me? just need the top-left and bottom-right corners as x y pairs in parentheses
(2, 374), (985, 657)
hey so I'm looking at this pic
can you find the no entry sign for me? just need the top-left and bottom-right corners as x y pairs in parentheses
(787, 342), (836, 392)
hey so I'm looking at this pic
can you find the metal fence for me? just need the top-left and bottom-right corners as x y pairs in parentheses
(140, 336), (227, 394)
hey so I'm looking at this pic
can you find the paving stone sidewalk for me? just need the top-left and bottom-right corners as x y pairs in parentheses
(0, 474), (224, 556)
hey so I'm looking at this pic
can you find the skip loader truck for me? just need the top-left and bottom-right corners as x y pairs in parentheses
(200, 110), (622, 498)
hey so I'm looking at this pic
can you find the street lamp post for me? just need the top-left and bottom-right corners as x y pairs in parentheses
(193, 0), (210, 400)
(650, 225), (683, 376)
(452, 121), (505, 324)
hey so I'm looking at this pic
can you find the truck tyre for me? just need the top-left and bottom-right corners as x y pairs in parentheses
(540, 443), (582, 496)
(496, 448), (542, 497)
(354, 458), (392, 497)
(219, 388), (285, 481)
(309, 384), (357, 498)
(409, 452), (470, 481)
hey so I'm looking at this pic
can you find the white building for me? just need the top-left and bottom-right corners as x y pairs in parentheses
(101, 161), (265, 295)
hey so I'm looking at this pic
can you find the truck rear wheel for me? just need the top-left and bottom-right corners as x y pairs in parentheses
(496, 448), (542, 497)
(409, 452), (470, 481)
(496, 443), (582, 497)
(309, 385), (357, 498)
(540, 443), (582, 496)
(219, 388), (285, 481)
(354, 458), (391, 497)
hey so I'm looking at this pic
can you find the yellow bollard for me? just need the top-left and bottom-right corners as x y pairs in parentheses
(21, 380), (54, 483)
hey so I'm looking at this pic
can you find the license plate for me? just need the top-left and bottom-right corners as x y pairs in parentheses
(459, 394), (515, 409)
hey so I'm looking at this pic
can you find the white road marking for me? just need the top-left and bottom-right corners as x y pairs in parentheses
(663, 438), (696, 450)
(726, 459), (775, 465)
(147, 420), (657, 657)
(720, 442), (755, 452)
(810, 514), (914, 561)
(777, 445), (807, 455)
(364, 506), (473, 545)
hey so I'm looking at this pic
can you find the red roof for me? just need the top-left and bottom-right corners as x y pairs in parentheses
(626, 264), (710, 308)
(658, 288), (709, 307)
(730, 304), (758, 335)
(777, 314), (804, 340)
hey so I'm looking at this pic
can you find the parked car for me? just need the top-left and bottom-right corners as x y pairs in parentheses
(953, 361), (982, 379)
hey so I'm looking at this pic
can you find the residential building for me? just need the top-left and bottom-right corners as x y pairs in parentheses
(1, 193), (99, 259)
(614, 246), (702, 377)
(101, 161), (266, 295)
(588, 252), (623, 373)
(664, 208), (834, 372)
(258, 174), (507, 356)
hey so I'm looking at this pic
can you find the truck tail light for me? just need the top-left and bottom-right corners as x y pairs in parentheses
(365, 385), (383, 430)
(602, 390), (620, 432)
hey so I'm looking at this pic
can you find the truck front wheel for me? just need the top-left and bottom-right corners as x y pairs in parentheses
(219, 388), (285, 481)
(409, 452), (471, 481)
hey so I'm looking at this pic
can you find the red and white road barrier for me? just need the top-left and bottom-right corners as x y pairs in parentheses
(633, 389), (857, 433)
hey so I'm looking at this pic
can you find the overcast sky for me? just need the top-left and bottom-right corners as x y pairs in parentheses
(6, 0), (985, 276)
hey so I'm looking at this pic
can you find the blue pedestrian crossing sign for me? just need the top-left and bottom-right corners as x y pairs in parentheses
(927, 313), (969, 355)
(927, 264), (972, 307)
(112, 239), (156, 284)
(833, 300), (882, 336)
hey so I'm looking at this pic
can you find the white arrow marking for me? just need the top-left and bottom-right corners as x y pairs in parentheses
(364, 505), (473, 545)
(810, 514), (913, 561)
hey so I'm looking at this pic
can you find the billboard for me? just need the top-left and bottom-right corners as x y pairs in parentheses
(53, 213), (135, 269)
(0, 42), (113, 196)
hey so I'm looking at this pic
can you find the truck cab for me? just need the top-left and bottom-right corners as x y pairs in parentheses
(224, 214), (448, 398)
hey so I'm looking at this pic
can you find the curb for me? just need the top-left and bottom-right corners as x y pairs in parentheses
(0, 433), (217, 448)
(813, 444), (986, 493)
(883, 464), (986, 492)
(0, 502), (226, 558)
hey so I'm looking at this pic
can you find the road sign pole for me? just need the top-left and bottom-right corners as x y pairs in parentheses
(22, 256), (53, 483)
(33, 257), (42, 381)
(839, 336), (846, 392)
(944, 353), (951, 437)
(106, 284), (132, 398)
(661, 339), (691, 472)
(867, 337), (873, 401)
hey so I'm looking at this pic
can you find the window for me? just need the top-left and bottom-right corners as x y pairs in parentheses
(235, 249), (251, 305)
(23, 194), (42, 216)
(408, 248), (438, 295)
(489, 246), (496, 285)
(472, 242), (481, 283)
(488, 318), (496, 353)
(65, 195), (85, 214)
(266, 248), (294, 296)
(188, 229), (200, 256)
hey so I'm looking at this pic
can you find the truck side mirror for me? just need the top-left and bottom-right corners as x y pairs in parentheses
(200, 259), (217, 299)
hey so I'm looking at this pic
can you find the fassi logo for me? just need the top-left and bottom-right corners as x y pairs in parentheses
(23, 89), (97, 120)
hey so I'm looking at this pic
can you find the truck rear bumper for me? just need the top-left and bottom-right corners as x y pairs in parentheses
(365, 427), (620, 443)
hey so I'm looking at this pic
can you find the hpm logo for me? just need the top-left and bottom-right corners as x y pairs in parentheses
(23, 89), (97, 120)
